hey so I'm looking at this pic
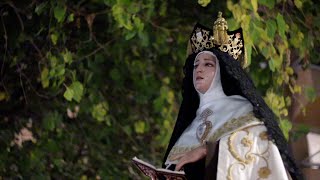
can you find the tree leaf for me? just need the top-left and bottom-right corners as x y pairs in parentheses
(305, 86), (317, 103)
(285, 67), (294, 75)
(227, 18), (239, 30)
(91, 102), (109, 122)
(268, 59), (275, 72)
(134, 121), (145, 134)
(259, 0), (275, 9)
(123, 125), (132, 136)
(54, 5), (66, 23)
(276, 14), (286, 39)
(138, 31), (149, 47)
(279, 119), (292, 140)
(109, 68), (120, 81)
(41, 67), (50, 88)
(103, 0), (116, 6)
(159, 1), (167, 16)
(294, 0), (303, 9)
(53, 159), (64, 168)
(50, 33), (58, 45)
(245, 44), (252, 67)
(70, 81), (84, 103)
(294, 85), (302, 94)
(266, 19), (277, 40)
(35, 2), (48, 15)
(0, 92), (7, 101)
(112, 4), (133, 30)
(285, 96), (292, 106)
(43, 111), (62, 131)
(63, 87), (74, 101)
(292, 124), (310, 140)
(198, 0), (211, 7)
(133, 16), (144, 32)
(62, 49), (73, 64)
(125, 31), (136, 40)
(67, 13), (74, 22)
(55, 65), (65, 77)
(290, 30), (304, 48)
(251, 0), (258, 12)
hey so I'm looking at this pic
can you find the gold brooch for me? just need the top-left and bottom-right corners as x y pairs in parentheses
(196, 108), (213, 144)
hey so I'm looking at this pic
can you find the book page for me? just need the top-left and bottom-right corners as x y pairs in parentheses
(132, 156), (156, 170)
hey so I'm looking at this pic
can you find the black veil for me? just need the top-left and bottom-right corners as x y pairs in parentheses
(162, 48), (303, 180)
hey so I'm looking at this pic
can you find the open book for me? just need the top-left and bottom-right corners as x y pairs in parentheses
(132, 157), (186, 180)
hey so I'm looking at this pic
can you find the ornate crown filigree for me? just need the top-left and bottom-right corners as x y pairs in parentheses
(187, 12), (247, 67)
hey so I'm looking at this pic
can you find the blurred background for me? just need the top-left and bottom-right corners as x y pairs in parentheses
(0, 0), (319, 179)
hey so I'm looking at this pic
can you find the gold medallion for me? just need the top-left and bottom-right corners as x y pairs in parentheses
(196, 108), (213, 143)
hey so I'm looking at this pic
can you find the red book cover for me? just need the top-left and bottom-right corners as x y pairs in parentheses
(132, 157), (186, 180)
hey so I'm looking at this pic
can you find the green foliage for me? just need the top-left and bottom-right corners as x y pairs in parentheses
(279, 119), (293, 140)
(91, 102), (110, 124)
(226, 0), (319, 141)
(291, 124), (310, 141)
(64, 81), (84, 102)
(54, 5), (66, 23)
(43, 111), (63, 131)
(0, 0), (319, 178)
(304, 86), (317, 103)
(198, 0), (211, 7)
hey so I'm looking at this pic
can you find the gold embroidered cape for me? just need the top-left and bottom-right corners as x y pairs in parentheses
(168, 113), (290, 180)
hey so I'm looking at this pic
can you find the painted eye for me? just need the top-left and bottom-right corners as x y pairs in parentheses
(206, 63), (214, 67)
(193, 64), (199, 69)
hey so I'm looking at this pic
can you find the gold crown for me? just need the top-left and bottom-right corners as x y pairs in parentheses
(187, 12), (247, 67)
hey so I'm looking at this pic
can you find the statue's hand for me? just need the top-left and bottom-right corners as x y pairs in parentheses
(172, 145), (207, 171)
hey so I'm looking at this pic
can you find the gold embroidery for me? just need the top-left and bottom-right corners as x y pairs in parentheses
(208, 112), (258, 143)
(258, 166), (271, 179)
(259, 131), (268, 141)
(168, 113), (259, 160)
(241, 136), (253, 147)
(228, 130), (255, 164)
(227, 163), (245, 180)
(226, 126), (272, 180)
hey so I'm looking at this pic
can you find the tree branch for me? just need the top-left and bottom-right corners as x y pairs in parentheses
(8, 1), (24, 31)
(77, 39), (115, 62)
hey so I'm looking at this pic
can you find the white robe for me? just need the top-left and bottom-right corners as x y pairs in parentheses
(167, 113), (290, 179)
(165, 51), (290, 179)
(216, 121), (289, 180)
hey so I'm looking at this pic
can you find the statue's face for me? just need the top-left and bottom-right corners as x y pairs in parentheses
(193, 53), (217, 94)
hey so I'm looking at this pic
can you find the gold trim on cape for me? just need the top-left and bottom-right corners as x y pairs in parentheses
(167, 112), (260, 161)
